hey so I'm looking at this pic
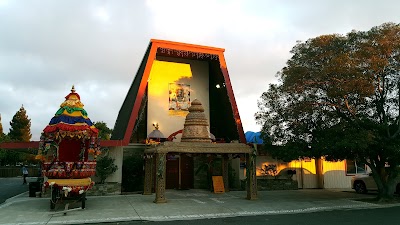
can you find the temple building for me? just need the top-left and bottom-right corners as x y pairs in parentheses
(103, 39), (256, 202)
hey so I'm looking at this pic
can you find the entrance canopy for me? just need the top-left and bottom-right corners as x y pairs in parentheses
(144, 142), (252, 154)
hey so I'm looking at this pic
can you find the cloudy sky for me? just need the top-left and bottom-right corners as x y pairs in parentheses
(1, 0), (399, 140)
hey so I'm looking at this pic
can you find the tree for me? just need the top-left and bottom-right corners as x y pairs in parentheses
(9, 105), (32, 142)
(258, 164), (279, 178)
(0, 133), (21, 166)
(0, 114), (3, 137)
(0, 114), (19, 166)
(93, 121), (112, 140)
(256, 22), (400, 201)
(0, 149), (21, 166)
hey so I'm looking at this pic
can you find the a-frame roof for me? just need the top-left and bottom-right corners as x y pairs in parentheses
(0, 39), (246, 149)
(103, 39), (246, 146)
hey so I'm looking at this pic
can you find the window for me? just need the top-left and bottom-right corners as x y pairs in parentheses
(346, 160), (367, 175)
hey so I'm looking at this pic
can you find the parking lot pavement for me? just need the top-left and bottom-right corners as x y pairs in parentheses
(0, 189), (394, 225)
(0, 177), (38, 204)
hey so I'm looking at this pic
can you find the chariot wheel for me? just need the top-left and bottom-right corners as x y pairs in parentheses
(81, 193), (86, 209)
(50, 188), (57, 209)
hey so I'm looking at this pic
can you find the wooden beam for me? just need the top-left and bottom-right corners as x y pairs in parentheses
(0, 141), (39, 149)
(218, 52), (246, 144)
(151, 39), (225, 54)
(122, 43), (159, 145)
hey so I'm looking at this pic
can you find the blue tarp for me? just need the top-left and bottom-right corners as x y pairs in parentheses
(245, 131), (263, 144)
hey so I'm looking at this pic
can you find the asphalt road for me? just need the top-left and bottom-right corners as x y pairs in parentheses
(97, 206), (400, 225)
(0, 177), (37, 204)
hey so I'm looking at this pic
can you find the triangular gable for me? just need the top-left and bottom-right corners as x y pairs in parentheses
(107, 39), (245, 146)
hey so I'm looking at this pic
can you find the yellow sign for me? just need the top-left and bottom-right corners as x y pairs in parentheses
(212, 176), (225, 193)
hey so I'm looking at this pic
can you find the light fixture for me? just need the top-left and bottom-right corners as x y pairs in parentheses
(152, 123), (159, 130)
(148, 123), (164, 139)
(216, 84), (221, 88)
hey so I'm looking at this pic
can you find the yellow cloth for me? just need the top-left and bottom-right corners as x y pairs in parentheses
(61, 110), (88, 118)
(47, 178), (92, 186)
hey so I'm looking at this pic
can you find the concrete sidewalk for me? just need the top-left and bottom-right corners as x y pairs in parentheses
(0, 189), (392, 225)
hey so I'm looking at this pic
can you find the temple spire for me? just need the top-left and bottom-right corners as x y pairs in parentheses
(181, 99), (211, 142)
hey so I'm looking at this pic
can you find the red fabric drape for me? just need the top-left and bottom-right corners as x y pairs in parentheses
(58, 139), (89, 162)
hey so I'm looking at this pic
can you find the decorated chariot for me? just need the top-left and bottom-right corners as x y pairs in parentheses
(36, 86), (101, 210)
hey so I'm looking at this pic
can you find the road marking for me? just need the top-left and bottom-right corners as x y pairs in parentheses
(173, 193), (208, 197)
(210, 198), (224, 203)
(191, 199), (205, 204)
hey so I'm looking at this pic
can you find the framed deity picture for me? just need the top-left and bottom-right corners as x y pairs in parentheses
(168, 83), (190, 114)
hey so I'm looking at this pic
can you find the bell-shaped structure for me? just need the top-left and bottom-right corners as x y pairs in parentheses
(181, 99), (211, 142)
(43, 85), (98, 138)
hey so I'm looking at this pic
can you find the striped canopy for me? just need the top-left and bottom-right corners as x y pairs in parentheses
(42, 86), (98, 140)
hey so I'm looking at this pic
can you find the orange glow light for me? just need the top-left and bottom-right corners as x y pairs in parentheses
(148, 60), (192, 97)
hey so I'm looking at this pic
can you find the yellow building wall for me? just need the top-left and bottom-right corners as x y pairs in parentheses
(322, 160), (352, 188)
(147, 57), (209, 139)
(255, 156), (317, 188)
(288, 159), (318, 189)
(256, 156), (351, 189)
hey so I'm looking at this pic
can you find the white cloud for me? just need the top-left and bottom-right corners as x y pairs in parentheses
(0, 0), (9, 7)
(93, 6), (111, 23)
(1, 0), (400, 140)
(146, 0), (283, 44)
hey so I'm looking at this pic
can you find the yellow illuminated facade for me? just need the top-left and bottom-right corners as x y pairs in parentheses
(254, 156), (353, 189)
(147, 58), (209, 140)
(148, 60), (192, 97)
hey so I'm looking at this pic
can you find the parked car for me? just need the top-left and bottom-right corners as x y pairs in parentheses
(351, 173), (400, 194)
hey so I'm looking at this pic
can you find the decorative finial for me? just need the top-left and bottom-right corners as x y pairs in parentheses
(153, 123), (159, 130)
(71, 85), (76, 93)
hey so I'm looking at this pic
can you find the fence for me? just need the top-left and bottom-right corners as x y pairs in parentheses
(0, 167), (40, 177)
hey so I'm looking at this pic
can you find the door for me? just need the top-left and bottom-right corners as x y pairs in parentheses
(166, 154), (179, 189)
(165, 153), (194, 189)
(180, 154), (194, 189)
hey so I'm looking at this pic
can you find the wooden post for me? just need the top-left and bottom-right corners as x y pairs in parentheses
(154, 152), (167, 203)
(222, 155), (230, 192)
(246, 153), (257, 200)
(143, 154), (153, 195)
(316, 157), (324, 189)
(178, 153), (182, 189)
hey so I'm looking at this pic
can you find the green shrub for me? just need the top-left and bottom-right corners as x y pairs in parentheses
(96, 154), (118, 184)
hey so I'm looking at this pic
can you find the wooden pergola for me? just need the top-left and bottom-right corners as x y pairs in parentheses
(143, 142), (257, 203)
